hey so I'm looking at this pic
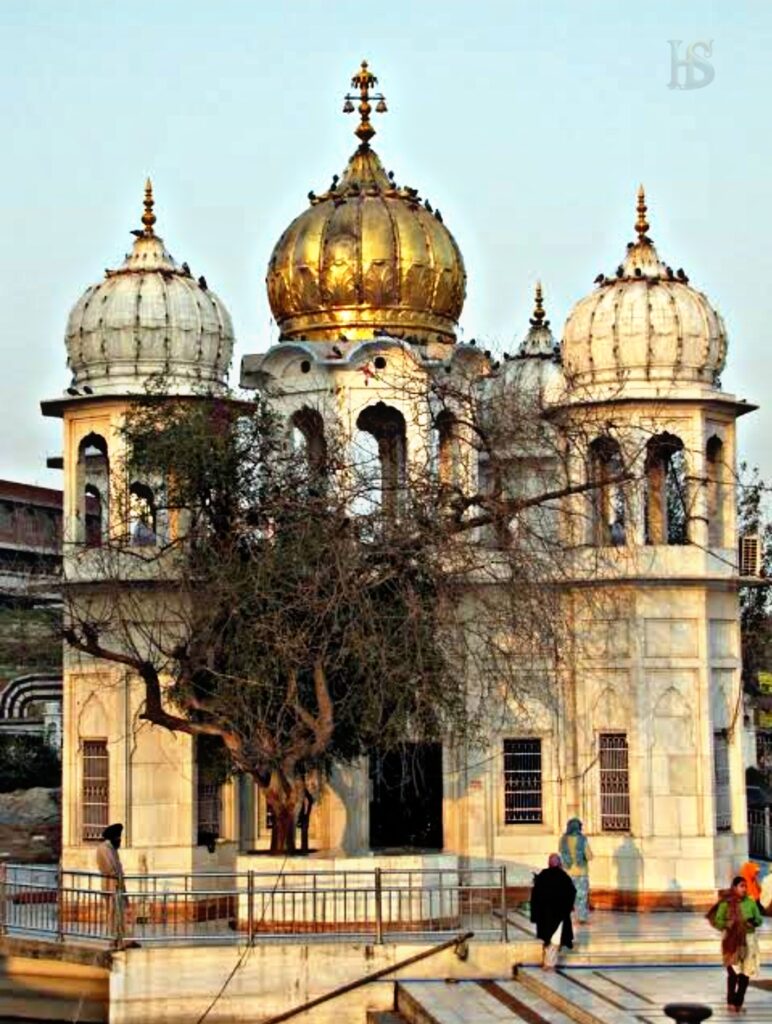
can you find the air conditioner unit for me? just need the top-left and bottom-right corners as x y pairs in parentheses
(739, 533), (761, 578)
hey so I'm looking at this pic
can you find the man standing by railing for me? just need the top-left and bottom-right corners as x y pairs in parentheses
(96, 822), (127, 948)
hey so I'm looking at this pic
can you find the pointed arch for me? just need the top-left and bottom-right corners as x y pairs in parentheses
(355, 402), (407, 516)
(644, 432), (688, 545)
(588, 436), (626, 546)
(289, 407), (327, 472)
(77, 433), (109, 547)
(706, 434), (727, 547)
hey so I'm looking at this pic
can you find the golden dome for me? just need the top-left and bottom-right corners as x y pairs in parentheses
(266, 61), (466, 348)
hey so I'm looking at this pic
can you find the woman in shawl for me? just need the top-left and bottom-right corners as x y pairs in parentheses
(530, 853), (576, 970)
(714, 875), (763, 1013)
(559, 818), (592, 923)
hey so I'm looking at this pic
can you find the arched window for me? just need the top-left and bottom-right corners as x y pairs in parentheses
(289, 408), (327, 472)
(77, 433), (109, 548)
(434, 410), (460, 487)
(644, 433), (688, 546)
(706, 435), (726, 547)
(129, 482), (157, 546)
(355, 402), (407, 517)
(588, 437), (626, 546)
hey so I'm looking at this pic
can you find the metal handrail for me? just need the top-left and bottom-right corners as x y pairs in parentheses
(260, 931), (475, 1024)
(0, 862), (509, 947)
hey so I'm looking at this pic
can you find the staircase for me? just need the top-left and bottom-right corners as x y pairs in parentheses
(375, 967), (772, 1024)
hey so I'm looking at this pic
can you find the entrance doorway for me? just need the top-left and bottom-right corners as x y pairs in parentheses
(369, 743), (443, 850)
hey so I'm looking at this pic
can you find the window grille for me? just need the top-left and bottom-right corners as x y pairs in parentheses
(739, 534), (761, 577)
(197, 782), (222, 837)
(757, 731), (772, 773)
(599, 733), (630, 832)
(503, 738), (543, 824)
(714, 732), (732, 832)
(82, 739), (109, 842)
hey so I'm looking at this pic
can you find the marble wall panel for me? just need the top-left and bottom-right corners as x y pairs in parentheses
(644, 619), (698, 659)
(709, 619), (737, 660)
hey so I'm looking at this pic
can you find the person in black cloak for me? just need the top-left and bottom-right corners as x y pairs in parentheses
(530, 853), (576, 969)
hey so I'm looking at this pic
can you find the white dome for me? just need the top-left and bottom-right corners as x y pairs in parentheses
(65, 182), (234, 395)
(501, 282), (564, 399)
(562, 188), (727, 387)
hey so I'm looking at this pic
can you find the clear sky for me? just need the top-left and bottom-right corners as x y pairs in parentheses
(0, 1), (770, 485)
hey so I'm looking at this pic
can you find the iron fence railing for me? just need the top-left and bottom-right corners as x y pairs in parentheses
(748, 807), (772, 860)
(0, 863), (509, 947)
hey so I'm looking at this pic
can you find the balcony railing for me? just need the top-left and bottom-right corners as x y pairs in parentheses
(748, 807), (772, 860)
(0, 863), (509, 947)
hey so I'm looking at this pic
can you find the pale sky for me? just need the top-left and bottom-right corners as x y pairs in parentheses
(0, 1), (770, 486)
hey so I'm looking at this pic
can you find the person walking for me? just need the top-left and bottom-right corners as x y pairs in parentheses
(96, 822), (127, 948)
(559, 817), (592, 924)
(714, 875), (763, 1013)
(530, 853), (576, 970)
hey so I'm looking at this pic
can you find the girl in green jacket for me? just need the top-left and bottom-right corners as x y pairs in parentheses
(715, 876), (764, 1012)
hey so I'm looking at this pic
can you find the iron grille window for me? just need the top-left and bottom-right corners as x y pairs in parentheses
(197, 782), (222, 837)
(714, 731), (732, 832)
(82, 739), (109, 842)
(599, 733), (630, 832)
(503, 738), (543, 824)
(757, 731), (772, 774)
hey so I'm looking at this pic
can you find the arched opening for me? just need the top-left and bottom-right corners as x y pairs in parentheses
(644, 433), (688, 545)
(77, 433), (109, 547)
(129, 482), (157, 546)
(588, 436), (626, 546)
(706, 435), (726, 547)
(290, 408), (327, 472)
(355, 402), (407, 516)
(434, 410), (460, 487)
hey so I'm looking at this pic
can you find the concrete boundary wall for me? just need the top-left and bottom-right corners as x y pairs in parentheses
(110, 939), (538, 1024)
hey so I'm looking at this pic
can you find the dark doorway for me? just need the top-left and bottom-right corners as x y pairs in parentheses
(369, 743), (443, 850)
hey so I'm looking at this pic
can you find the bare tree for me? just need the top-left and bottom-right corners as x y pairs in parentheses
(61, 360), (639, 854)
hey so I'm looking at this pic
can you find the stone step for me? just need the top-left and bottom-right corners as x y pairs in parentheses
(396, 979), (579, 1023)
(517, 967), (642, 1024)
(562, 948), (725, 967)
(478, 980), (579, 1023)
(367, 1012), (409, 1024)
(395, 984), (440, 1024)
(519, 964), (772, 1023)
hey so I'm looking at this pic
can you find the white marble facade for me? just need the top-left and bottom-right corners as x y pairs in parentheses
(45, 105), (755, 904)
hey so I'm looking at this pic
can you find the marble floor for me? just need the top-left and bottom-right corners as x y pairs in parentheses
(399, 968), (772, 1024)
(507, 907), (772, 962)
(527, 966), (772, 1023)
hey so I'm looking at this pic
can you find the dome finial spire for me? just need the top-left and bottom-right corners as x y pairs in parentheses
(343, 59), (387, 147)
(142, 177), (156, 236)
(635, 183), (649, 239)
(532, 280), (546, 325)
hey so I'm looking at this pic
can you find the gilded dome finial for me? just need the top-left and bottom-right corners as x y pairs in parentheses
(532, 280), (546, 324)
(635, 183), (649, 239)
(343, 59), (387, 147)
(142, 177), (156, 236)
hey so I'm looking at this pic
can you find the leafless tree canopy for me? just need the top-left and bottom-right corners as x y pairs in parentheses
(61, 362), (677, 852)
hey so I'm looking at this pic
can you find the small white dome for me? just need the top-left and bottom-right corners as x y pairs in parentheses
(562, 188), (727, 387)
(501, 282), (564, 399)
(65, 181), (234, 395)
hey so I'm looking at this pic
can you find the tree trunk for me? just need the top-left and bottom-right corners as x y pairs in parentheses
(264, 769), (302, 855)
(269, 803), (297, 855)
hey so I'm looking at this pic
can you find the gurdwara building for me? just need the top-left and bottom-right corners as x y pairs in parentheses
(42, 62), (757, 907)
